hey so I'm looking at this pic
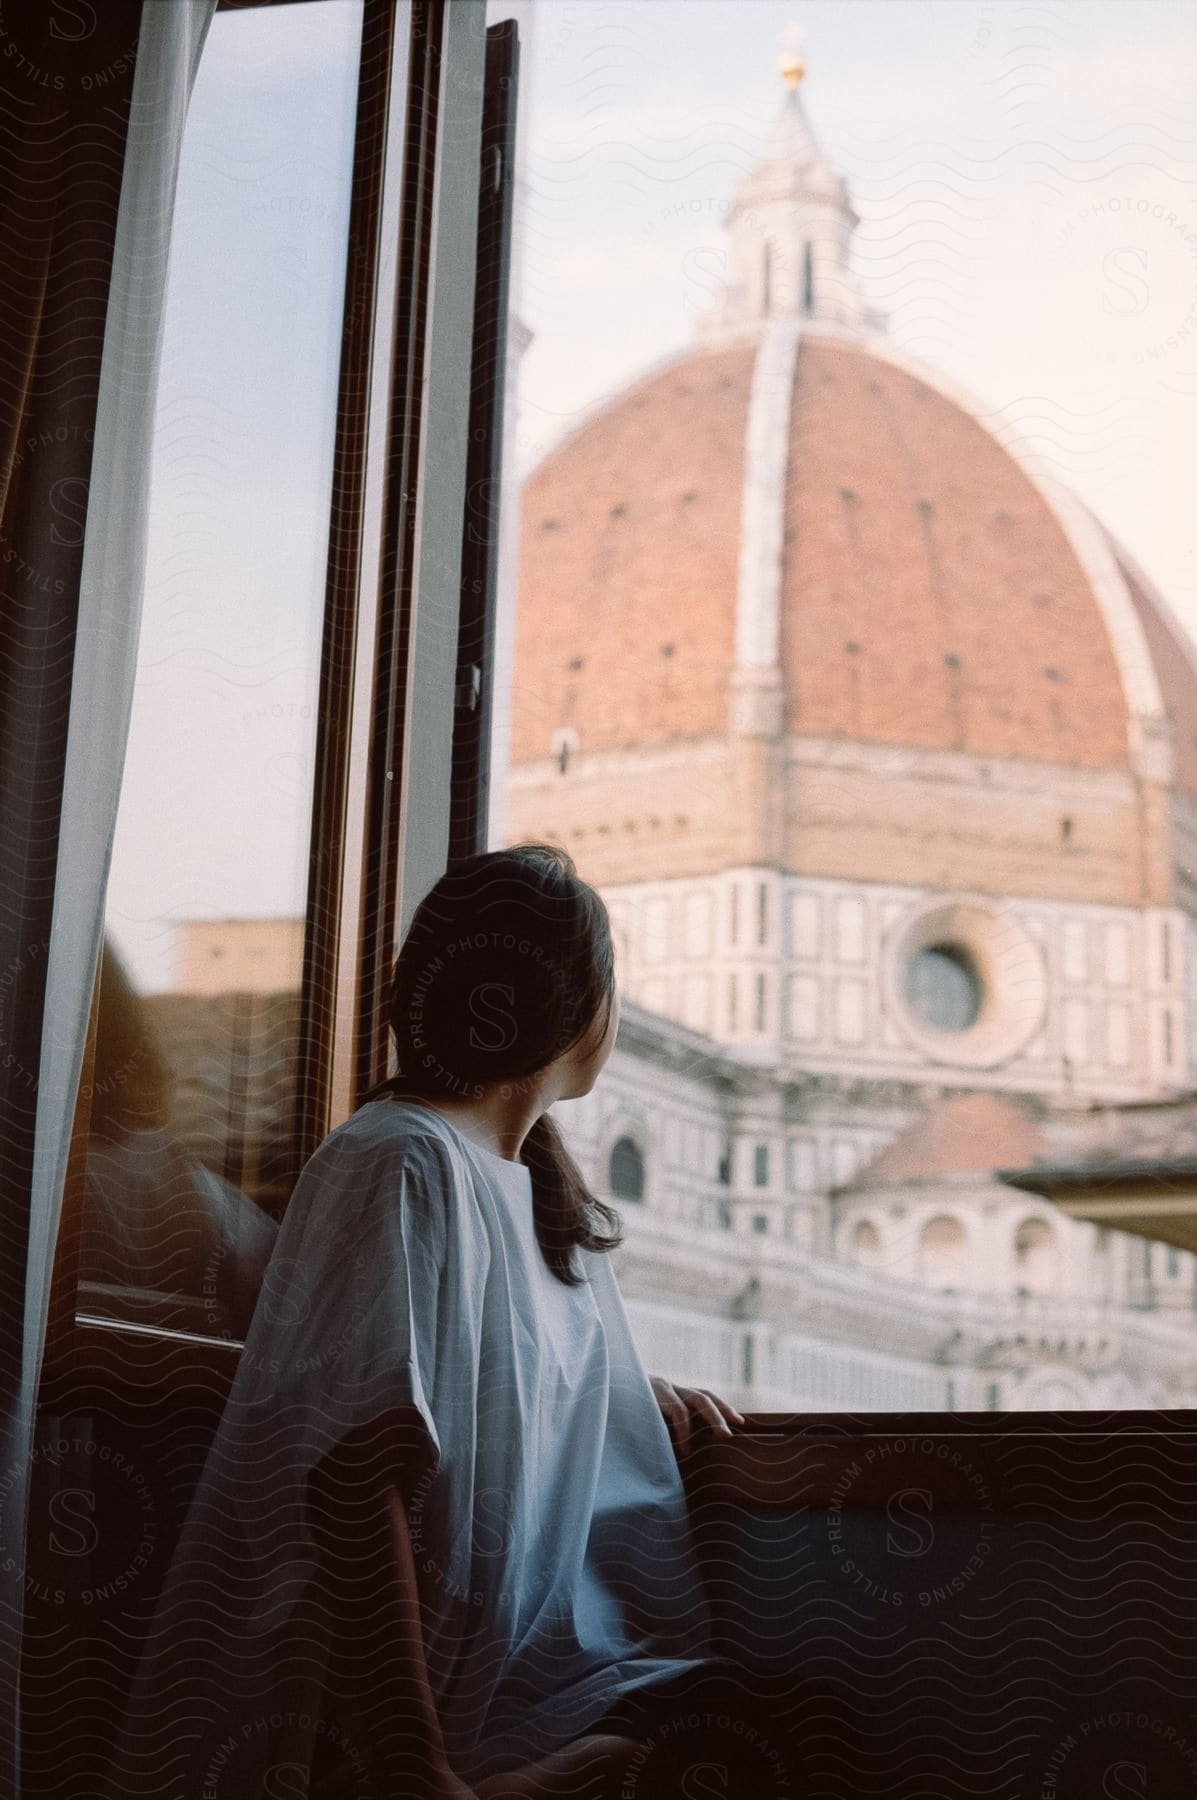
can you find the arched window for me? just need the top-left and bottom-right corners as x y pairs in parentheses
(802, 240), (814, 312)
(1013, 1217), (1058, 1293)
(852, 1220), (881, 1266)
(608, 1135), (645, 1202)
(919, 1214), (966, 1285)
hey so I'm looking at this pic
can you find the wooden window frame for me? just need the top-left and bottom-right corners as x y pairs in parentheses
(41, 0), (499, 1397)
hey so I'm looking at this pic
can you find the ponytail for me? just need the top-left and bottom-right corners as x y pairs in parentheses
(519, 1111), (622, 1286)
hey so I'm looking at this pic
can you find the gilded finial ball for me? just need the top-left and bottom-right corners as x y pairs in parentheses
(778, 50), (806, 89)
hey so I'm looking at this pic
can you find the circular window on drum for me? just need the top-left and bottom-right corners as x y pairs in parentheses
(906, 942), (983, 1032)
(884, 899), (1047, 1070)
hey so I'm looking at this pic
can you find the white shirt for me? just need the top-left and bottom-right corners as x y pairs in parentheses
(114, 1097), (712, 1793)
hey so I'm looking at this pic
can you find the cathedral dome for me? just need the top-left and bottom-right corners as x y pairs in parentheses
(505, 55), (1196, 952)
(512, 327), (1194, 789)
(510, 53), (1197, 820)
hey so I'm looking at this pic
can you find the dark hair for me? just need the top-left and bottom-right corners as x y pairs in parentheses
(362, 841), (623, 1285)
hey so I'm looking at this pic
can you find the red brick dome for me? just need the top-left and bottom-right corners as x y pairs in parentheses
(511, 342), (756, 759)
(511, 331), (1194, 794)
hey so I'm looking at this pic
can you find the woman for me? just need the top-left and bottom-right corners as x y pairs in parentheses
(112, 844), (786, 1799)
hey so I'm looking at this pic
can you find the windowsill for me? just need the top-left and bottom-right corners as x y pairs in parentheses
(679, 1407), (1197, 1506)
(43, 1309), (1197, 1489)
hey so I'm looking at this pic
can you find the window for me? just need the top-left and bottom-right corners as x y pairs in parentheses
(831, 1140), (858, 1186)
(791, 891), (820, 958)
(608, 1134), (646, 1202)
(1105, 921), (1131, 984)
(852, 1220), (881, 1265)
(919, 1215), (967, 1286)
(787, 973), (820, 1041)
(1014, 1218), (1058, 1293)
(549, 725), (578, 773)
(754, 971), (767, 1031)
(751, 1213), (769, 1235)
(836, 896), (866, 963)
(46, 0), (512, 1361)
(1063, 919), (1088, 983)
(757, 880), (768, 945)
(77, 0), (368, 1339)
(802, 240), (814, 312)
(753, 1143), (769, 1187)
(643, 895), (670, 963)
(684, 890), (712, 957)
(790, 1138), (817, 1190)
(906, 943), (982, 1032)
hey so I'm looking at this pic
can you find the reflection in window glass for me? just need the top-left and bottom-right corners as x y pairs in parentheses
(81, 2), (364, 1338)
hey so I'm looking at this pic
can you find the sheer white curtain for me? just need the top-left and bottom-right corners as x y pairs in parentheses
(2, 5), (215, 1790)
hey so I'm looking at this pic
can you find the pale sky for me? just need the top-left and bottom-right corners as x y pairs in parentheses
(106, 0), (1197, 993)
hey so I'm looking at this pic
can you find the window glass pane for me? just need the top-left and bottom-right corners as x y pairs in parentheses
(80, 0), (365, 1339)
(491, 0), (1197, 1413)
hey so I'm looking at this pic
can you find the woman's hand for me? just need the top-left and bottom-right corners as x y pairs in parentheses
(649, 1375), (744, 1452)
